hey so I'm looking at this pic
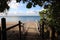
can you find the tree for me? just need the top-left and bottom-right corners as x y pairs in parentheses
(40, 0), (60, 39)
(39, 9), (48, 39)
(0, 0), (60, 40)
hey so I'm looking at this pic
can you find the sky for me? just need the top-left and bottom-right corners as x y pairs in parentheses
(0, 0), (44, 16)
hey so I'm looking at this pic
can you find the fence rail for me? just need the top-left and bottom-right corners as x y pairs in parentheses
(6, 24), (19, 31)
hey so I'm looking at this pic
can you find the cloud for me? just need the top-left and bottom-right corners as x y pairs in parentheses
(8, 11), (23, 16)
(7, 10), (39, 16)
(26, 10), (36, 14)
(25, 10), (39, 16)
(0, 13), (8, 16)
(8, 0), (19, 9)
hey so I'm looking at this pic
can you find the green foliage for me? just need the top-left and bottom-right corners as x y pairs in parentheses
(0, 0), (10, 12)
(39, 9), (48, 28)
(39, 1), (60, 32)
(26, 2), (32, 8)
(51, 5), (60, 32)
(39, 9), (47, 19)
(16, 0), (21, 2)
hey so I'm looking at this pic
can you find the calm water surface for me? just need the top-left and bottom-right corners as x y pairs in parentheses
(0, 16), (40, 22)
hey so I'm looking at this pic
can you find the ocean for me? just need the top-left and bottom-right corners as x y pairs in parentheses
(0, 16), (40, 22)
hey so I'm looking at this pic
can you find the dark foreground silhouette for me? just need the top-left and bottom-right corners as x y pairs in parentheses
(1, 30), (58, 40)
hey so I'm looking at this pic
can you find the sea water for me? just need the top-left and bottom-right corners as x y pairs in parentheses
(0, 16), (40, 22)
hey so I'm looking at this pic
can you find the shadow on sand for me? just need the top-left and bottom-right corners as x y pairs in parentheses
(6, 30), (41, 40)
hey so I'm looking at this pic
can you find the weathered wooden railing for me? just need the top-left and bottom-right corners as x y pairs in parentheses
(1, 18), (22, 40)
(6, 24), (19, 30)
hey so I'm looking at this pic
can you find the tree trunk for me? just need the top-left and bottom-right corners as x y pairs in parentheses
(41, 21), (44, 40)
(51, 27), (55, 40)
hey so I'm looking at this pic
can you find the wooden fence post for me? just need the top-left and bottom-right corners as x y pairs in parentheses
(0, 27), (1, 40)
(19, 21), (22, 40)
(1, 18), (7, 40)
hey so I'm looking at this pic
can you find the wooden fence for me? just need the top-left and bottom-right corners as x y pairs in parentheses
(0, 18), (58, 40)
(0, 18), (22, 40)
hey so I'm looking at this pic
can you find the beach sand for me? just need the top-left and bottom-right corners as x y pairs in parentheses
(1, 21), (40, 40)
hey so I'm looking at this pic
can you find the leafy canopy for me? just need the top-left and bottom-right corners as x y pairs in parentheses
(0, 0), (58, 12)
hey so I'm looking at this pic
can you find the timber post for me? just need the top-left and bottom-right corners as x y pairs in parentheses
(1, 18), (7, 40)
(19, 21), (22, 40)
(0, 27), (1, 40)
